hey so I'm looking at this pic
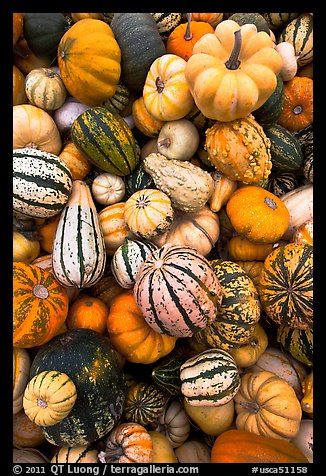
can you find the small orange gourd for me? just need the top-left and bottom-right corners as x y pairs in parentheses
(132, 96), (164, 138)
(107, 290), (177, 364)
(228, 235), (275, 261)
(66, 294), (109, 334)
(99, 202), (135, 256)
(58, 141), (92, 181)
(277, 77), (313, 132)
(167, 13), (215, 62)
(37, 213), (61, 253)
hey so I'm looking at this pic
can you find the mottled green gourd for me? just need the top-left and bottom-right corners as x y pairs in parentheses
(143, 153), (214, 213)
(277, 326), (313, 368)
(124, 382), (168, 426)
(151, 349), (195, 396)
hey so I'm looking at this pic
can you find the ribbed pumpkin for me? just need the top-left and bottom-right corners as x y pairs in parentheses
(23, 370), (77, 427)
(234, 370), (302, 440)
(166, 13), (215, 61)
(71, 106), (138, 176)
(193, 260), (261, 350)
(13, 65), (27, 106)
(228, 235), (275, 261)
(143, 53), (195, 121)
(124, 382), (168, 426)
(156, 398), (191, 448)
(13, 104), (62, 155)
(110, 13), (166, 93)
(25, 68), (67, 111)
(99, 202), (135, 256)
(277, 76), (313, 132)
(134, 244), (223, 337)
(132, 96), (164, 137)
(124, 189), (174, 240)
(258, 243), (313, 330)
(107, 290), (177, 364)
(205, 115), (273, 184)
(191, 13), (223, 27)
(13, 348), (32, 415)
(57, 18), (121, 105)
(91, 172), (126, 206)
(185, 20), (283, 122)
(13, 262), (69, 348)
(66, 294), (109, 334)
(58, 141), (92, 181)
(226, 186), (290, 243)
(211, 429), (309, 463)
(180, 349), (240, 406)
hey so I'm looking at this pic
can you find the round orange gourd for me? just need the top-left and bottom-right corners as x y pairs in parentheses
(13, 104), (62, 155)
(13, 65), (28, 106)
(66, 294), (109, 334)
(143, 53), (195, 121)
(58, 141), (92, 181)
(226, 186), (290, 243)
(13, 262), (69, 348)
(58, 18), (121, 106)
(132, 96), (164, 138)
(37, 213), (61, 253)
(99, 202), (135, 256)
(277, 77), (313, 132)
(13, 231), (41, 264)
(107, 290), (177, 364)
(211, 429), (309, 463)
(228, 235), (275, 261)
(13, 13), (24, 47)
(166, 14), (215, 62)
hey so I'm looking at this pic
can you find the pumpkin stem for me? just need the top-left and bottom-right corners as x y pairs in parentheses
(264, 197), (277, 210)
(33, 284), (49, 300)
(293, 105), (303, 115)
(155, 76), (165, 94)
(37, 398), (48, 409)
(185, 13), (193, 41)
(240, 401), (260, 413)
(157, 138), (171, 148)
(225, 29), (242, 70)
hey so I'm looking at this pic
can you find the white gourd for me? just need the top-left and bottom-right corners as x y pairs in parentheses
(92, 173), (126, 205)
(275, 42), (298, 81)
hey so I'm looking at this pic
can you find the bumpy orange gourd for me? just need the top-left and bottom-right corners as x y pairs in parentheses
(226, 186), (290, 243)
(185, 19), (283, 121)
(166, 14), (215, 62)
(205, 115), (273, 184)
(277, 77), (313, 132)
(13, 262), (69, 348)
(143, 54), (194, 121)
(211, 429), (309, 463)
(107, 291), (177, 364)
(66, 294), (109, 334)
(58, 19), (121, 106)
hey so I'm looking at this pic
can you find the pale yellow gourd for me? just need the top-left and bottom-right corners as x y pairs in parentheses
(183, 398), (234, 436)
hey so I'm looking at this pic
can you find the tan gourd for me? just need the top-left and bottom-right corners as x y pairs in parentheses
(183, 398), (234, 436)
(156, 119), (200, 161)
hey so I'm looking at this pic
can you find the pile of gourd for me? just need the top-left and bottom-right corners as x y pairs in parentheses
(13, 12), (313, 465)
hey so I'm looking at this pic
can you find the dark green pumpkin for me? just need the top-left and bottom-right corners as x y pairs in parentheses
(263, 124), (304, 172)
(277, 325), (313, 368)
(71, 106), (138, 176)
(253, 75), (284, 127)
(110, 13), (166, 92)
(193, 260), (261, 350)
(267, 171), (299, 197)
(23, 13), (70, 61)
(102, 82), (130, 115)
(124, 382), (168, 426)
(29, 328), (127, 446)
(151, 348), (194, 396)
(124, 162), (156, 199)
(228, 13), (270, 33)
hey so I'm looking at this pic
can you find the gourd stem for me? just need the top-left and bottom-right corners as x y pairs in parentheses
(33, 284), (49, 299)
(225, 30), (242, 70)
(157, 138), (171, 148)
(185, 13), (193, 41)
(240, 401), (260, 413)
(155, 76), (164, 94)
(264, 197), (277, 209)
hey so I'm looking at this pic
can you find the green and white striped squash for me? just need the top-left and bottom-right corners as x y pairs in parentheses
(71, 106), (138, 176)
(134, 244), (223, 337)
(193, 260), (261, 351)
(263, 124), (304, 172)
(277, 325), (313, 368)
(25, 67), (67, 111)
(124, 381), (168, 426)
(111, 238), (157, 289)
(52, 180), (106, 289)
(268, 172), (299, 198)
(253, 75), (284, 128)
(102, 82), (130, 115)
(150, 13), (182, 39)
(124, 162), (156, 199)
(180, 349), (241, 406)
(151, 348), (194, 396)
(13, 148), (73, 219)
(262, 13), (300, 30)
(294, 125), (313, 184)
(279, 13), (313, 67)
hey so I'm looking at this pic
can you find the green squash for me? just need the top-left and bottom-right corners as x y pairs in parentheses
(124, 382), (168, 426)
(110, 13), (166, 92)
(124, 162), (156, 199)
(277, 325), (313, 368)
(263, 124), (304, 172)
(253, 75), (284, 128)
(228, 13), (270, 33)
(29, 328), (127, 447)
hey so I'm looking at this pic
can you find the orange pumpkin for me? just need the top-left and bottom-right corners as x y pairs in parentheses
(66, 294), (109, 334)
(132, 96), (164, 138)
(277, 77), (313, 132)
(58, 141), (92, 181)
(13, 262), (69, 348)
(37, 214), (61, 253)
(226, 186), (290, 243)
(13, 13), (24, 47)
(13, 65), (28, 106)
(99, 202), (135, 256)
(107, 291), (177, 364)
(191, 13), (223, 27)
(143, 53), (194, 121)
(166, 14), (215, 62)
(211, 429), (309, 463)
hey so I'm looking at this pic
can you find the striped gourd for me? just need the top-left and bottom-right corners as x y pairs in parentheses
(258, 243), (313, 330)
(180, 349), (240, 406)
(253, 75), (284, 128)
(98, 202), (135, 256)
(134, 244), (223, 337)
(100, 13), (114, 24)
(150, 13), (182, 39)
(13, 148), (73, 219)
(124, 162), (156, 199)
(25, 68), (67, 111)
(263, 124), (304, 172)
(52, 180), (106, 289)
(262, 13), (300, 30)
(124, 382), (168, 426)
(51, 445), (99, 463)
(268, 172), (299, 198)
(193, 260), (261, 351)
(294, 125), (313, 183)
(303, 156), (313, 183)
(277, 325), (313, 368)
(71, 106), (138, 176)
(111, 238), (157, 289)
(102, 82), (130, 115)
(279, 14), (313, 67)
(151, 349), (194, 396)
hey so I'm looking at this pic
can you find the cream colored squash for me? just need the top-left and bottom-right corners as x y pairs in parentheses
(281, 184), (313, 240)
(183, 398), (235, 436)
(25, 67), (67, 111)
(275, 42), (298, 81)
(291, 419), (313, 463)
(91, 173), (126, 205)
(156, 399), (191, 448)
(209, 171), (238, 213)
(156, 119), (200, 161)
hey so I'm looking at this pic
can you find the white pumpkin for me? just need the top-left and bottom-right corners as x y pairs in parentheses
(156, 399), (191, 448)
(275, 42), (298, 81)
(53, 96), (90, 134)
(157, 119), (200, 161)
(91, 173), (126, 206)
(291, 419), (313, 463)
